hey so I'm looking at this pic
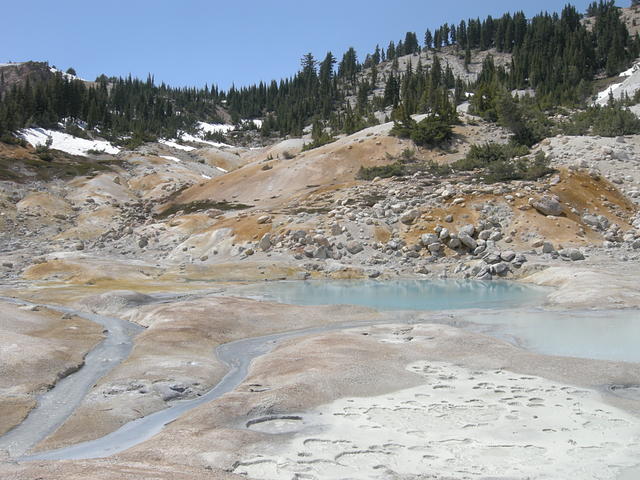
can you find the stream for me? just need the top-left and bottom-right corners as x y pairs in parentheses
(0, 296), (143, 458)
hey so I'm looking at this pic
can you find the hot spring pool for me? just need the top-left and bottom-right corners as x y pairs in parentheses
(239, 280), (640, 363)
(245, 279), (549, 311)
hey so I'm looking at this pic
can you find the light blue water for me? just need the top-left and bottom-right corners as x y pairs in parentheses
(244, 280), (640, 363)
(465, 310), (640, 363)
(250, 279), (550, 311)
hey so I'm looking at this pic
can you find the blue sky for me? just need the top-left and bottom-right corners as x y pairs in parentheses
(2, 1), (624, 90)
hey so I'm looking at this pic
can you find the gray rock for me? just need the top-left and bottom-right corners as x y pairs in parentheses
(492, 262), (510, 276)
(489, 231), (503, 242)
(346, 241), (364, 255)
(257, 215), (271, 224)
(427, 242), (443, 255)
(478, 230), (492, 241)
(559, 248), (585, 261)
(500, 250), (516, 262)
(542, 241), (555, 254)
(259, 233), (272, 251)
(530, 195), (563, 216)
(582, 214), (609, 231)
(448, 238), (462, 250)
(313, 234), (330, 247)
(421, 234), (439, 246)
(459, 224), (476, 237)
(458, 232), (477, 250)
(138, 237), (148, 248)
(400, 209), (420, 225)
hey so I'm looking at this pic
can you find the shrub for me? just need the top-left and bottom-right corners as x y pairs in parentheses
(391, 114), (453, 147)
(35, 143), (54, 161)
(453, 142), (552, 183)
(357, 162), (405, 180)
(0, 134), (27, 147)
(560, 105), (640, 137)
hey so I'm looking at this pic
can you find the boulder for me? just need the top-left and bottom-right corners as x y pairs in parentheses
(259, 233), (272, 251)
(400, 209), (420, 225)
(448, 237), (462, 250)
(530, 195), (563, 216)
(346, 241), (364, 255)
(421, 234), (439, 246)
(458, 232), (477, 250)
(582, 214), (609, 231)
(459, 224), (476, 237)
(427, 242), (443, 255)
(500, 250), (516, 262)
(559, 248), (585, 261)
(492, 262), (510, 276)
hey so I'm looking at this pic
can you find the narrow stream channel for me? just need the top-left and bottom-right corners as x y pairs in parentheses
(19, 318), (420, 461)
(0, 296), (143, 458)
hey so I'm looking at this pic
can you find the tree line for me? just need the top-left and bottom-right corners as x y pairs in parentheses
(0, 2), (638, 142)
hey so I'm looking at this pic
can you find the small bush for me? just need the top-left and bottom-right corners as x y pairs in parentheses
(120, 132), (157, 150)
(86, 148), (106, 155)
(453, 142), (552, 183)
(301, 135), (335, 152)
(65, 124), (90, 140)
(357, 162), (405, 180)
(0, 134), (27, 147)
(391, 115), (453, 148)
(282, 150), (295, 159)
(560, 105), (640, 137)
(203, 130), (227, 143)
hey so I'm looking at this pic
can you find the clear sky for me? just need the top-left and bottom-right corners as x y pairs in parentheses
(2, 0), (626, 90)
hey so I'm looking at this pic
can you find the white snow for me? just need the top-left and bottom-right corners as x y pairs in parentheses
(596, 82), (623, 104)
(50, 67), (85, 82)
(158, 139), (196, 152)
(159, 155), (182, 163)
(621, 64), (640, 77)
(179, 132), (231, 148)
(201, 174), (212, 179)
(216, 166), (228, 173)
(19, 128), (120, 156)
(197, 121), (235, 134)
(0, 62), (25, 68)
(596, 60), (640, 105)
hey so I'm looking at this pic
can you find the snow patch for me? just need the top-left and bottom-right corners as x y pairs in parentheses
(19, 128), (120, 156)
(596, 60), (640, 105)
(596, 82), (623, 104)
(159, 155), (182, 163)
(620, 64), (640, 77)
(179, 132), (231, 148)
(216, 166), (228, 173)
(158, 139), (196, 152)
(50, 67), (85, 82)
(201, 174), (212, 179)
(197, 122), (235, 134)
